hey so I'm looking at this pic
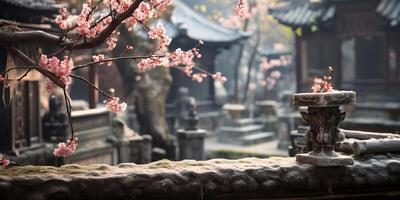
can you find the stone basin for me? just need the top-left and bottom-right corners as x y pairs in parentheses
(223, 103), (245, 120)
(293, 90), (356, 107)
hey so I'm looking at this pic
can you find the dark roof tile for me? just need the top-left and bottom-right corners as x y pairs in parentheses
(168, 0), (250, 43)
(377, 0), (400, 27)
(269, 1), (334, 27)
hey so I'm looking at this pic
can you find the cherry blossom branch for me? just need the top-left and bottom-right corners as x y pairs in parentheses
(63, 88), (74, 136)
(72, 54), (166, 71)
(0, 0), (143, 51)
(68, 0), (144, 50)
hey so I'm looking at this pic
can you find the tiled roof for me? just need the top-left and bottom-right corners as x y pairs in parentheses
(0, 0), (59, 23)
(0, 0), (58, 11)
(377, 0), (400, 26)
(167, 0), (251, 43)
(271, 0), (400, 28)
(269, 0), (335, 27)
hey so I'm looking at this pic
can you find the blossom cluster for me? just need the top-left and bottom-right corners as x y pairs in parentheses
(311, 77), (333, 93)
(311, 67), (334, 93)
(55, 0), (174, 50)
(148, 23), (172, 48)
(55, 6), (71, 30)
(137, 46), (227, 83)
(234, 0), (251, 19)
(39, 54), (74, 94)
(53, 136), (78, 157)
(192, 72), (207, 83)
(93, 54), (113, 66)
(0, 154), (10, 168)
(104, 97), (127, 112)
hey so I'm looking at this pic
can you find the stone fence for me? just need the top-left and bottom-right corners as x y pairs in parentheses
(1, 156), (400, 200)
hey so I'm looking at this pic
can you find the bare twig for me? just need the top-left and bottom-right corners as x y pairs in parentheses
(70, 74), (112, 99)
(72, 54), (166, 71)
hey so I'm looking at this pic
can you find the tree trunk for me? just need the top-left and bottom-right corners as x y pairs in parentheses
(115, 26), (175, 159)
(242, 16), (261, 103)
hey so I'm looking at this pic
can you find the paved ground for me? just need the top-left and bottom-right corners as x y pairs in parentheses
(205, 135), (289, 158)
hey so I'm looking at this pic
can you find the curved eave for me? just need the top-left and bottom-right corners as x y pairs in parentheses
(0, 0), (59, 12)
(170, 0), (250, 44)
(269, 3), (335, 28)
(377, 0), (400, 27)
(258, 49), (292, 58)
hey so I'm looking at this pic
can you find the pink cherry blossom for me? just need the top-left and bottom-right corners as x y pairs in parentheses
(55, 6), (72, 30)
(106, 0), (133, 14)
(137, 57), (164, 71)
(133, 2), (154, 21)
(311, 77), (333, 93)
(39, 54), (74, 93)
(125, 16), (138, 31)
(259, 57), (271, 71)
(106, 36), (118, 50)
(126, 45), (134, 51)
(234, 0), (251, 19)
(148, 23), (171, 48)
(92, 54), (106, 65)
(192, 73), (207, 83)
(76, 3), (93, 36)
(212, 72), (227, 83)
(53, 136), (78, 157)
(89, 14), (112, 38)
(104, 97), (127, 112)
(270, 71), (281, 79)
(0, 154), (10, 168)
(151, 0), (173, 12)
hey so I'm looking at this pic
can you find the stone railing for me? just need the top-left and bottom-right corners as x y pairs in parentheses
(1, 156), (400, 200)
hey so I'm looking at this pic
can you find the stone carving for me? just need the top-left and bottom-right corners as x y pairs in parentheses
(42, 96), (68, 142)
(293, 91), (356, 166)
(177, 99), (207, 160)
(173, 87), (193, 131)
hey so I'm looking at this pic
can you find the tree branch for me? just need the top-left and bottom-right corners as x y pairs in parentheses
(72, 54), (166, 71)
(0, 31), (62, 45)
(0, 0), (144, 51)
(68, 0), (144, 50)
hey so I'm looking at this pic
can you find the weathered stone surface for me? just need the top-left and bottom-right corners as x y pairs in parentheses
(293, 91), (356, 107)
(1, 156), (400, 199)
(296, 153), (354, 166)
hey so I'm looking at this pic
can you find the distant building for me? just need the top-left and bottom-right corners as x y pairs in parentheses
(164, 0), (250, 132)
(0, 0), (58, 156)
(270, 0), (400, 101)
(166, 0), (251, 108)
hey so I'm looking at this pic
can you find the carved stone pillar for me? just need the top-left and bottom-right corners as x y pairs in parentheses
(293, 91), (356, 166)
(177, 98), (207, 160)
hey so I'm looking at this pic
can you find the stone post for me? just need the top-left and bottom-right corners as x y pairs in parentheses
(177, 98), (207, 160)
(293, 91), (356, 166)
(42, 96), (68, 142)
(111, 118), (152, 164)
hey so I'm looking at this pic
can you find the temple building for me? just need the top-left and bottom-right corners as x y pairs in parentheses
(166, 0), (251, 107)
(271, 0), (400, 133)
(270, 0), (400, 102)
(0, 0), (58, 157)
